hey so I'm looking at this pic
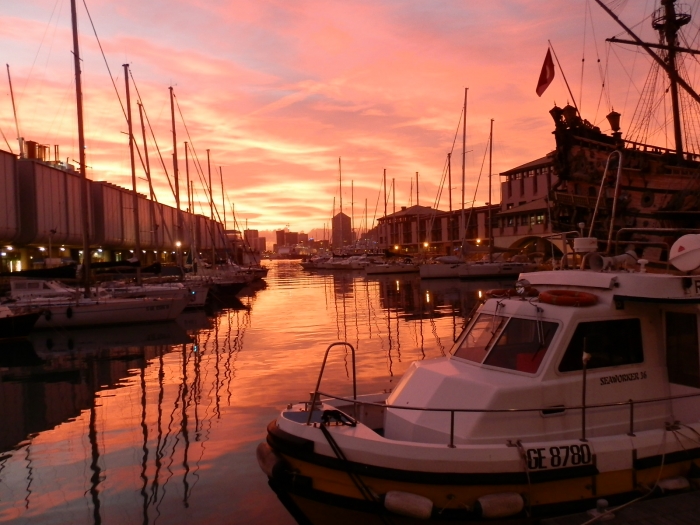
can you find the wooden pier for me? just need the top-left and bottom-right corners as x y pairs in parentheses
(542, 491), (700, 525)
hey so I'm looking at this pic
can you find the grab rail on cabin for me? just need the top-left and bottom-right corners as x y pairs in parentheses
(308, 389), (700, 448)
(306, 342), (357, 425)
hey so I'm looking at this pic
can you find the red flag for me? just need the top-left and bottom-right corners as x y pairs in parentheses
(536, 49), (555, 97)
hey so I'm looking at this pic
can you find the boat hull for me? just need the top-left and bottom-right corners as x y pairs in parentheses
(263, 417), (700, 520)
(22, 296), (188, 329)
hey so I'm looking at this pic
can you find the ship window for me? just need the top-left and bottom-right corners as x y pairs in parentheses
(483, 317), (559, 373)
(559, 318), (644, 372)
(453, 313), (506, 363)
(665, 312), (700, 388)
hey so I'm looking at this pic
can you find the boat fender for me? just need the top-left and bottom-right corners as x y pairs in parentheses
(657, 476), (690, 492)
(539, 290), (597, 307)
(474, 492), (524, 519)
(44, 309), (52, 321)
(66, 307), (73, 319)
(383, 491), (433, 520)
(256, 441), (283, 479)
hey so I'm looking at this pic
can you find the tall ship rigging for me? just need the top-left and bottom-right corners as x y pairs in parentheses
(550, 0), (700, 264)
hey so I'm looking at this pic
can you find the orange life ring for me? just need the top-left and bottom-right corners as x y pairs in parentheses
(538, 289), (598, 307)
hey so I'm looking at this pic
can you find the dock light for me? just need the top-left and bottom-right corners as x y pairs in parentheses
(59, 247), (65, 252)
(176, 241), (182, 247)
(98, 249), (103, 253)
(39, 247), (45, 251)
(5, 246), (12, 250)
(1, 253), (5, 257)
(425, 291), (430, 303)
(423, 242), (429, 248)
(476, 238), (481, 244)
(394, 245), (399, 250)
(478, 290), (483, 299)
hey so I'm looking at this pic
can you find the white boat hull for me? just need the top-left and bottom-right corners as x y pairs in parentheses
(21, 296), (189, 329)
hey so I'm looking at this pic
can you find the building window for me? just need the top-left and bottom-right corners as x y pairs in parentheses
(535, 213), (545, 224)
(520, 215), (528, 226)
(507, 216), (514, 227)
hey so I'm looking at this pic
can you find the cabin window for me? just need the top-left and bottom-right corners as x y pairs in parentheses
(453, 313), (506, 362)
(558, 318), (644, 372)
(665, 312), (700, 388)
(483, 317), (559, 373)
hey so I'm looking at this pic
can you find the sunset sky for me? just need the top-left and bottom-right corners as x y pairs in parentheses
(0, 1), (673, 239)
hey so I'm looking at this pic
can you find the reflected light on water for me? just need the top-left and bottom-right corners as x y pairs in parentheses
(0, 261), (510, 524)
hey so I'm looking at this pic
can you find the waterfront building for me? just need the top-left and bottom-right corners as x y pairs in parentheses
(0, 147), (226, 273)
(331, 212), (352, 249)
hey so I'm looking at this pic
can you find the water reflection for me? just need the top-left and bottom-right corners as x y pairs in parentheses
(0, 263), (510, 524)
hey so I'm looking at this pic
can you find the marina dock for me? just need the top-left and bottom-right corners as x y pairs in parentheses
(542, 491), (700, 525)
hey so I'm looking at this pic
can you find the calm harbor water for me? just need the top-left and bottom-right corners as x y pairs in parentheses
(0, 261), (512, 525)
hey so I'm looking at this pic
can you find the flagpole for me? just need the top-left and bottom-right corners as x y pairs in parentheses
(548, 40), (579, 111)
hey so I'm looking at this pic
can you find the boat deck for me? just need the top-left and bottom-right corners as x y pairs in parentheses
(542, 490), (700, 525)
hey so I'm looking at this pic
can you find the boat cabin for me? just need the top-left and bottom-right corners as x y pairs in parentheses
(385, 270), (700, 445)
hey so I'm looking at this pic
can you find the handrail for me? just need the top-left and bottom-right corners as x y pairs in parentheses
(308, 389), (700, 446)
(306, 342), (356, 425)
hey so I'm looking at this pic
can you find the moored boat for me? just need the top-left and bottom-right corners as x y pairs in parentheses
(259, 233), (700, 521)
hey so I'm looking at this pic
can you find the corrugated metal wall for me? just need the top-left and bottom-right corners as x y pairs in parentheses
(0, 149), (20, 244)
(1, 159), (226, 251)
(17, 159), (91, 245)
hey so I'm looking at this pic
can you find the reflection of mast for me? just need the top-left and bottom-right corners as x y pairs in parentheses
(23, 441), (33, 510)
(180, 344), (191, 508)
(140, 366), (149, 525)
(88, 404), (102, 524)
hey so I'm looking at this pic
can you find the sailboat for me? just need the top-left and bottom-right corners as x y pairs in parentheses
(458, 120), (537, 279)
(2, 1), (190, 327)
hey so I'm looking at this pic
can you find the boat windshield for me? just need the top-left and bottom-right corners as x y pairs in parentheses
(453, 314), (558, 373)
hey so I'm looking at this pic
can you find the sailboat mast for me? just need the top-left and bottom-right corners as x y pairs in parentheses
(661, 0), (684, 157)
(6, 65), (21, 156)
(339, 157), (343, 249)
(137, 102), (157, 248)
(461, 88), (468, 253)
(169, 87), (180, 210)
(71, 0), (91, 296)
(124, 64), (142, 285)
(207, 149), (215, 265)
(184, 142), (191, 212)
(219, 166), (226, 230)
(383, 168), (387, 248)
(488, 119), (494, 263)
(447, 152), (452, 212)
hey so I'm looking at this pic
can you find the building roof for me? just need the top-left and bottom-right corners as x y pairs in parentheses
(497, 197), (549, 216)
(499, 152), (555, 176)
(380, 205), (442, 220)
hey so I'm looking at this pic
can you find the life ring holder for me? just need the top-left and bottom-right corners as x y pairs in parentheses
(539, 290), (598, 307)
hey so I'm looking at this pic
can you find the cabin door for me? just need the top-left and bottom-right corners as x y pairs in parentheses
(665, 311), (700, 420)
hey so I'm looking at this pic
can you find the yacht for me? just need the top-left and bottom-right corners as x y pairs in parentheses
(258, 234), (700, 521)
(3, 279), (188, 329)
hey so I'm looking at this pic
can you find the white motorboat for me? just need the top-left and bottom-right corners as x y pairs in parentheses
(258, 235), (700, 521)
